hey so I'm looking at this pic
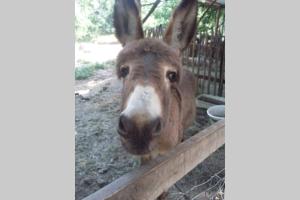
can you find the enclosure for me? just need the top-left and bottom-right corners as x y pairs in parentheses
(75, 0), (225, 199)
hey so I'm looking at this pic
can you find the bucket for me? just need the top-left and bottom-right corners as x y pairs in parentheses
(207, 105), (225, 121)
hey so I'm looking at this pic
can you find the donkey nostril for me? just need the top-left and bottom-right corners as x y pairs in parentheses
(155, 120), (161, 133)
(118, 115), (127, 133)
(152, 118), (162, 135)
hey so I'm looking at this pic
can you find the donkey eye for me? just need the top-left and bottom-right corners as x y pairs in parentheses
(120, 66), (129, 78)
(166, 71), (178, 82)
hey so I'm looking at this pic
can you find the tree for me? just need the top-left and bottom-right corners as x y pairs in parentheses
(75, 0), (225, 42)
(142, 0), (180, 29)
(142, 0), (161, 24)
(75, 0), (114, 41)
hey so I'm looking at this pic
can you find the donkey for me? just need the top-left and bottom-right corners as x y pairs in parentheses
(114, 0), (198, 164)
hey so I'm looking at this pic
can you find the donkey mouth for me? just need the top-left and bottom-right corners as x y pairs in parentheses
(124, 145), (150, 155)
(119, 136), (152, 155)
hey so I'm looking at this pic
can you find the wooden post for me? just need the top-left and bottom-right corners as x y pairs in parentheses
(206, 35), (214, 94)
(83, 120), (225, 200)
(218, 40), (225, 97)
(213, 7), (221, 95)
(201, 35), (209, 94)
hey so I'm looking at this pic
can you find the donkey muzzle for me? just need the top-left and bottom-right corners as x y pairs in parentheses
(118, 114), (162, 138)
(117, 114), (162, 155)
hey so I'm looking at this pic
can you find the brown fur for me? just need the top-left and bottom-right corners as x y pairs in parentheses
(113, 0), (144, 46)
(114, 0), (197, 161)
(164, 0), (198, 51)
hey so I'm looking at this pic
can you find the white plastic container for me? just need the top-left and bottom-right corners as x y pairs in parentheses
(207, 105), (225, 121)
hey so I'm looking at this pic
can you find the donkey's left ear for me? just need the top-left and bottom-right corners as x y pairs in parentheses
(163, 0), (198, 51)
(113, 0), (144, 46)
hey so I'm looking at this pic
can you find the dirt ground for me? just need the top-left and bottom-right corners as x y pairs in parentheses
(75, 64), (225, 200)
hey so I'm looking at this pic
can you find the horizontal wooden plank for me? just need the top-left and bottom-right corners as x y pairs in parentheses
(198, 94), (225, 105)
(83, 120), (225, 200)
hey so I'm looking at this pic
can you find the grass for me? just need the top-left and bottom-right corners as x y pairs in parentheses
(75, 60), (115, 80)
(75, 66), (95, 80)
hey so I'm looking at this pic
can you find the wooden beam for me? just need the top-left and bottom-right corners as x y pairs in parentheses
(198, 94), (225, 105)
(82, 120), (225, 200)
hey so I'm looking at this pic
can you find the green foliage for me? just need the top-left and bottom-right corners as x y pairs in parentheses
(75, 60), (115, 80)
(197, 6), (225, 35)
(75, 0), (114, 42)
(142, 0), (225, 35)
(94, 62), (105, 70)
(75, 0), (225, 42)
(75, 65), (95, 80)
(142, 0), (180, 29)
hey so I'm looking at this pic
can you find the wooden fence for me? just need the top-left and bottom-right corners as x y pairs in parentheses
(186, 34), (225, 97)
(83, 120), (225, 200)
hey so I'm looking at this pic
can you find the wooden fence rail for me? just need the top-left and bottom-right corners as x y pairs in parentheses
(83, 120), (225, 200)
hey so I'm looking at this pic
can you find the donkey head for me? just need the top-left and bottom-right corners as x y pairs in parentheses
(114, 0), (197, 155)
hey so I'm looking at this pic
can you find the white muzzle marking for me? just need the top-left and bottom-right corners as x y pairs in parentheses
(121, 85), (161, 119)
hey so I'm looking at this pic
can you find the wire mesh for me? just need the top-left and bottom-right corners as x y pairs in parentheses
(169, 169), (225, 200)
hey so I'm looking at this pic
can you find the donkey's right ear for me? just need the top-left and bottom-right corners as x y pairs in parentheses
(113, 0), (144, 46)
